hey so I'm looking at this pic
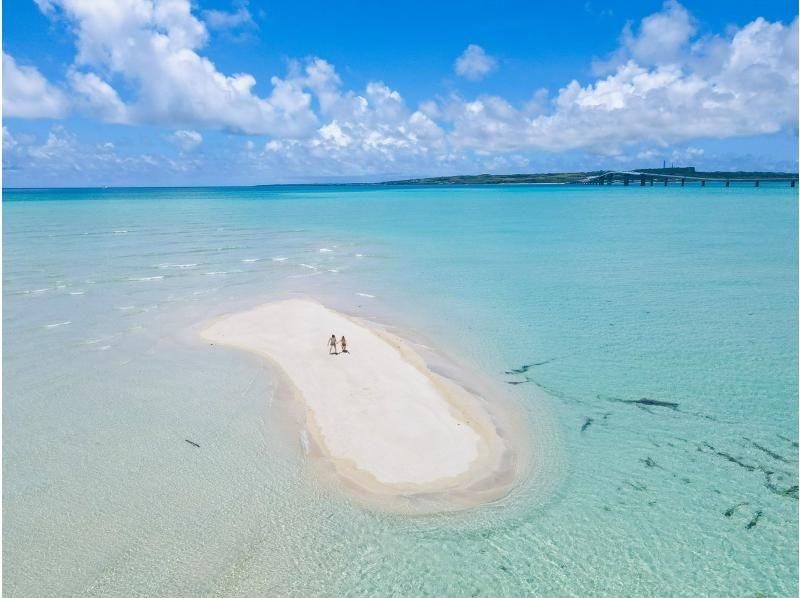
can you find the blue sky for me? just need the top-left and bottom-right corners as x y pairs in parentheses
(3, 0), (798, 186)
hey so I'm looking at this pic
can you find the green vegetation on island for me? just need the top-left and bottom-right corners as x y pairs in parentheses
(381, 167), (798, 185)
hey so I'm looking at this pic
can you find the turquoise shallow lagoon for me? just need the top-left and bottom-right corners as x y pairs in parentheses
(3, 185), (798, 596)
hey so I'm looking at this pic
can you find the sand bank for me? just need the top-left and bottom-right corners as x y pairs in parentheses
(201, 299), (520, 506)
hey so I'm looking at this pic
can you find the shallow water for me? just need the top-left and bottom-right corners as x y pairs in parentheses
(3, 184), (798, 596)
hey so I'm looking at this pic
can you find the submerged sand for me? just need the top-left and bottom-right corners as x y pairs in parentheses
(201, 299), (519, 505)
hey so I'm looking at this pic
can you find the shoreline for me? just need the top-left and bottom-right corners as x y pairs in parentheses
(200, 298), (527, 512)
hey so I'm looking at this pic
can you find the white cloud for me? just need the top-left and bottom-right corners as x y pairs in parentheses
(2, 125), (208, 184)
(446, 9), (798, 153)
(243, 59), (449, 177)
(622, 0), (696, 66)
(593, 1), (696, 74)
(670, 146), (704, 163)
(6, 1), (798, 182)
(27, 127), (77, 160)
(304, 62), (446, 166)
(202, 2), (255, 31)
(36, 0), (316, 136)
(3, 52), (69, 118)
(455, 44), (497, 81)
(3, 126), (18, 151)
(2, 125), (88, 178)
(318, 121), (352, 147)
(68, 70), (128, 123)
(229, 6), (798, 178)
(169, 129), (203, 151)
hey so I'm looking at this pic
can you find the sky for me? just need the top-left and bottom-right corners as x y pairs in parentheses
(2, 0), (798, 187)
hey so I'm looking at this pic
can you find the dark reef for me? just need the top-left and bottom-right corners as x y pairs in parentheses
(746, 510), (763, 530)
(724, 502), (749, 517)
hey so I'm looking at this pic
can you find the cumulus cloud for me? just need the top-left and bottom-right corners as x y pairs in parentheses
(594, 0), (696, 73)
(622, 0), (696, 65)
(27, 127), (78, 160)
(455, 44), (497, 81)
(68, 70), (128, 123)
(35, 0), (316, 135)
(257, 3), (795, 168)
(2, 125), (208, 184)
(257, 59), (448, 176)
(3, 125), (89, 179)
(5, 1), (798, 181)
(3, 52), (69, 118)
(169, 129), (203, 151)
(447, 8), (798, 153)
(202, 2), (256, 31)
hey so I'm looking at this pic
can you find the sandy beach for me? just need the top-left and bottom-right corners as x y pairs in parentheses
(201, 298), (517, 504)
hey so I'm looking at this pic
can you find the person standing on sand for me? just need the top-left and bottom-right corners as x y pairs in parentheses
(340, 336), (348, 353)
(328, 334), (338, 355)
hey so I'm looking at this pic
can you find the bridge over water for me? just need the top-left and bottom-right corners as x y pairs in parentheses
(578, 170), (797, 188)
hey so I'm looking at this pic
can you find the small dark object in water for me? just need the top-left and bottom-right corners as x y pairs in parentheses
(763, 469), (799, 499)
(633, 398), (679, 410)
(504, 358), (557, 375)
(505, 364), (534, 375)
(531, 358), (556, 366)
(185, 439), (200, 448)
(746, 510), (763, 530)
(700, 442), (756, 471)
(607, 396), (680, 411)
(724, 502), (749, 517)
(505, 379), (528, 385)
(745, 438), (791, 463)
(783, 485), (799, 499)
(642, 457), (657, 468)
(581, 418), (593, 433)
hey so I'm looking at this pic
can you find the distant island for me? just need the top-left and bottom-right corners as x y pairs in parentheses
(381, 167), (798, 185)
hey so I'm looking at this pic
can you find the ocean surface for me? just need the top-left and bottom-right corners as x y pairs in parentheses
(3, 184), (798, 596)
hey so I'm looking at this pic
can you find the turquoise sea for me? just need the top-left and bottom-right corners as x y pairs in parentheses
(3, 184), (798, 596)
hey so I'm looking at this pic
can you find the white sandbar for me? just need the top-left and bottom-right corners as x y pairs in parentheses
(201, 299), (513, 498)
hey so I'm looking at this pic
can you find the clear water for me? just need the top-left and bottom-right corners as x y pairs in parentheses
(3, 185), (797, 596)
